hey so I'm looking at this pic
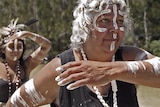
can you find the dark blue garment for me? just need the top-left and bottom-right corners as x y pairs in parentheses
(51, 47), (139, 107)
(0, 79), (9, 103)
(0, 74), (27, 103)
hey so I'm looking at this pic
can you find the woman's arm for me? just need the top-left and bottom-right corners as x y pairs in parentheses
(55, 56), (160, 90)
(10, 31), (51, 74)
(6, 58), (61, 107)
(23, 31), (51, 74)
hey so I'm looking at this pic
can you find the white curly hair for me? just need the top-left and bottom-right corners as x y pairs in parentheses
(70, 0), (131, 49)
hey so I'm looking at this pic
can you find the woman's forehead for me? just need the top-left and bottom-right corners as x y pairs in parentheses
(109, 3), (121, 9)
(106, 3), (121, 13)
(98, 4), (123, 18)
(8, 39), (23, 44)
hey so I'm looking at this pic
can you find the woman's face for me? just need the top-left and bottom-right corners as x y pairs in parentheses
(88, 4), (125, 54)
(4, 39), (24, 61)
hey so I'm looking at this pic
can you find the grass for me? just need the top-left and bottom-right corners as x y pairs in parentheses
(137, 85), (160, 107)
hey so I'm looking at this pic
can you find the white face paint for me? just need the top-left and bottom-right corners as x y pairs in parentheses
(113, 4), (118, 30)
(93, 9), (112, 32)
(119, 27), (124, 31)
(110, 4), (118, 51)
(13, 39), (18, 61)
(13, 56), (18, 61)
(6, 39), (23, 51)
(93, 3), (125, 52)
(110, 33), (117, 51)
(14, 39), (18, 51)
(5, 39), (24, 61)
(113, 33), (117, 39)
(118, 10), (125, 32)
(6, 45), (12, 52)
(118, 10), (123, 16)
(110, 41), (115, 51)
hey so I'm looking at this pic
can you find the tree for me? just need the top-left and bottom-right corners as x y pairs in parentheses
(0, 0), (76, 60)
(129, 0), (160, 54)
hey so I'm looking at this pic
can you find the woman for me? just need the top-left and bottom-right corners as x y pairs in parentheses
(0, 18), (51, 106)
(5, 0), (148, 107)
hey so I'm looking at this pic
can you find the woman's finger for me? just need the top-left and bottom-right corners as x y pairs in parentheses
(57, 61), (82, 72)
(66, 78), (90, 90)
(55, 61), (83, 80)
(56, 70), (87, 86)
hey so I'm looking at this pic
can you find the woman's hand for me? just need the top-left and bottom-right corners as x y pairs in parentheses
(55, 61), (125, 90)
(8, 31), (30, 41)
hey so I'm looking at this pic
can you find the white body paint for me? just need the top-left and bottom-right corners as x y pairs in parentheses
(10, 88), (29, 107)
(135, 51), (150, 61)
(126, 57), (160, 75)
(145, 57), (160, 75)
(126, 61), (141, 74)
(24, 79), (46, 106)
(10, 79), (46, 107)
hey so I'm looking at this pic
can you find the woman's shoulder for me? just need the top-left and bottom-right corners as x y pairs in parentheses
(57, 48), (73, 57)
(120, 45), (149, 61)
(121, 45), (145, 53)
(121, 45), (140, 49)
(56, 48), (75, 65)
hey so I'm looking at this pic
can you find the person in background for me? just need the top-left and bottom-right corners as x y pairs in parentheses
(6, 0), (160, 106)
(0, 18), (51, 106)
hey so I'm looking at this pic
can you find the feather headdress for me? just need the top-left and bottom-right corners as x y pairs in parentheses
(0, 18), (38, 49)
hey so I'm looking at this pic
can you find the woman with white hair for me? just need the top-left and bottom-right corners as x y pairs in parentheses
(6, 0), (159, 106)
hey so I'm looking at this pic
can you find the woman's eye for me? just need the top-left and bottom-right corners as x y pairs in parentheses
(117, 20), (124, 25)
(101, 19), (110, 23)
(8, 45), (14, 49)
(18, 45), (23, 49)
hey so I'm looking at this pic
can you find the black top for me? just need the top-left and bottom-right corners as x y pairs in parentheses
(0, 74), (27, 103)
(51, 47), (139, 107)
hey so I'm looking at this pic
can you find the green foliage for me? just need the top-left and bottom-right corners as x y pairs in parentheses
(129, 0), (160, 55)
(148, 40), (160, 57)
(0, 0), (76, 60)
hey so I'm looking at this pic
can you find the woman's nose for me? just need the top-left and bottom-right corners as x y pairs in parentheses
(14, 48), (18, 52)
(106, 21), (118, 32)
(108, 26), (119, 33)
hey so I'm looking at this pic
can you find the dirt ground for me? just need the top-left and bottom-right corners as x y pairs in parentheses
(137, 85), (160, 107)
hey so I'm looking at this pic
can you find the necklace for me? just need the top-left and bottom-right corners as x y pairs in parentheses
(4, 61), (21, 97)
(80, 48), (118, 107)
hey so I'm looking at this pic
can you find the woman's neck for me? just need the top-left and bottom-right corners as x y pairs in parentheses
(5, 59), (18, 70)
(83, 44), (114, 62)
